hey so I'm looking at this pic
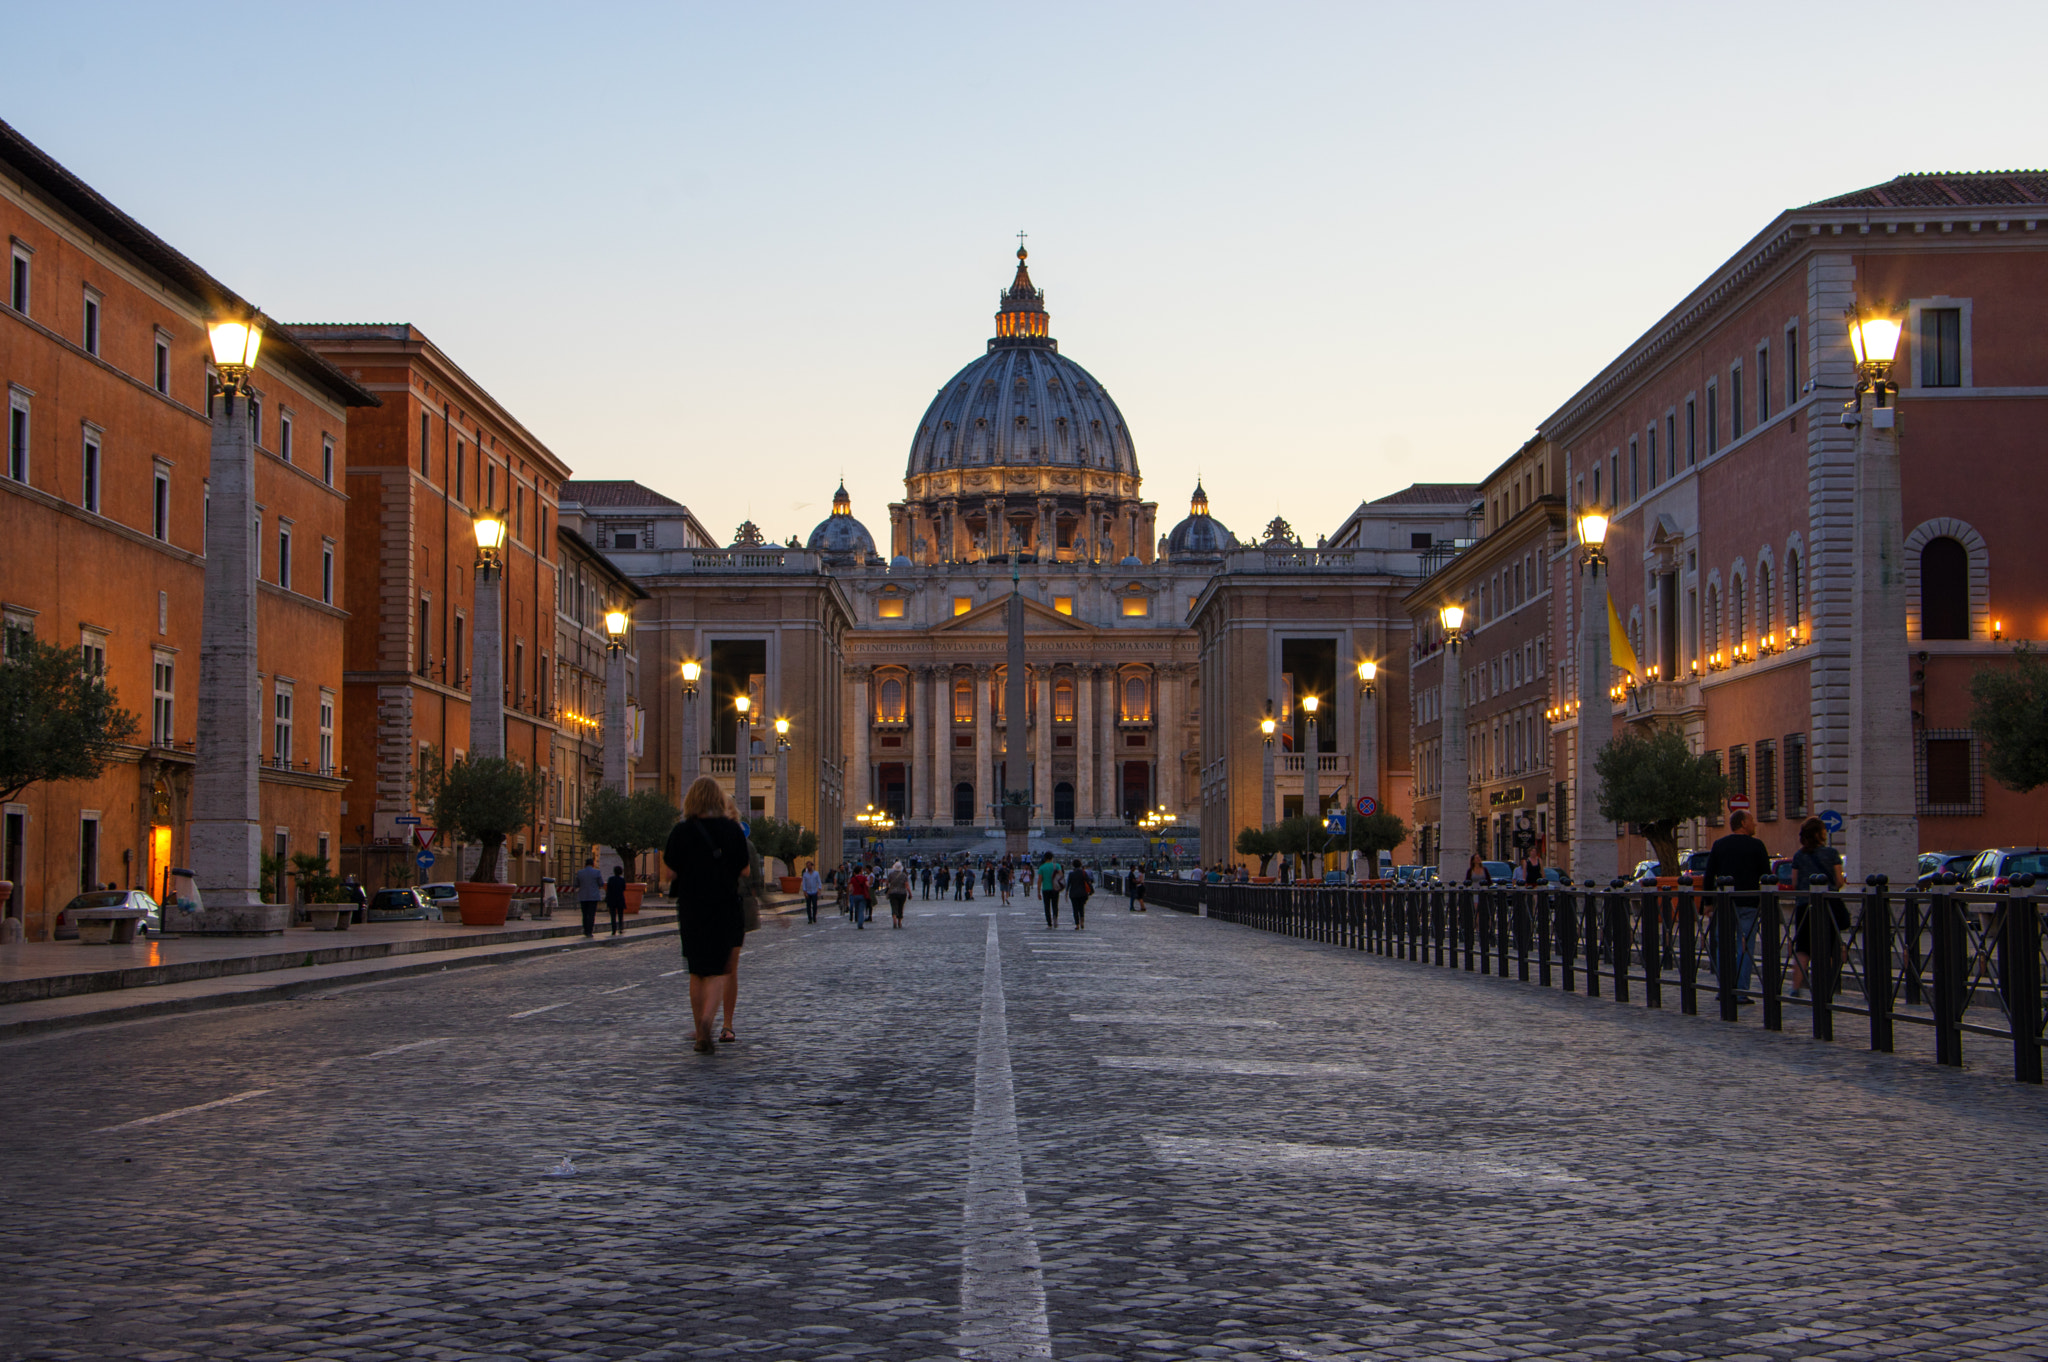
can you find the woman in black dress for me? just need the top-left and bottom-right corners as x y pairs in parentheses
(664, 776), (751, 1054)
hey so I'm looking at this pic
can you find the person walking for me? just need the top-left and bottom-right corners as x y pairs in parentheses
(1037, 852), (1062, 928)
(604, 864), (629, 937)
(1128, 862), (1146, 912)
(1705, 809), (1773, 1004)
(573, 857), (605, 939)
(800, 860), (822, 924)
(885, 860), (910, 928)
(1788, 816), (1847, 1000)
(848, 865), (872, 928)
(1067, 858), (1093, 931)
(998, 858), (1013, 905)
(1464, 853), (1491, 885)
(662, 776), (750, 1054)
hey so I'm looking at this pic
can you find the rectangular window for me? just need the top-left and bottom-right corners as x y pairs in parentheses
(420, 412), (431, 478)
(1756, 739), (1778, 820)
(8, 393), (28, 482)
(514, 641), (525, 707)
(152, 652), (175, 746)
(953, 596), (972, 616)
(1785, 324), (1798, 406)
(1590, 464), (1600, 505)
(273, 684), (293, 766)
(249, 397), (261, 449)
(279, 414), (293, 464)
(1666, 414), (1677, 479)
(452, 614), (465, 685)
(80, 431), (100, 512)
(321, 541), (335, 605)
(1685, 399), (1697, 466)
(78, 815), (99, 894)
(277, 525), (292, 591)
(321, 436), (334, 486)
(78, 628), (106, 677)
(1705, 751), (1724, 826)
(318, 691), (335, 774)
(876, 596), (905, 619)
(1122, 595), (1151, 618)
(418, 597), (431, 675)
(1730, 367), (1743, 440)
(1917, 729), (1981, 813)
(1757, 344), (1771, 420)
(1920, 308), (1962, 388)
(1647, 426), (1659, 488)
(1728, 744), (1749, 804)
(154, 334), (171, 395)
(152, 468), (170, 541)
(1785, 732), (1807, 817)
(1705, 384), (1718, 456)
(1629, 437), (1639, 501)
(454, 435), (464, 502)
(82, 290), (101, 356)
(8, 245), (27, 313)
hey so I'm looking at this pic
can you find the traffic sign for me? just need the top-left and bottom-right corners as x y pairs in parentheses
(1324, 813), (1347, 835)
(415, 851), (436, 869)
(1820, 809), (1845, 832)
(1356, 795), (1379, 817)
(414, 827), (438, 850)
(1727, 795), (1751, 812)
(394, 815), (421, 825)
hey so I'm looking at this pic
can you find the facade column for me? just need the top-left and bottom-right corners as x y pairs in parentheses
(1357, 683), (1379, 811)
(1440, 640), (1472, 877)
(1076, 664), (1095, 822)
(850, 667), (871, 814)
(1102, 666), (1120, 819)
(973, 664), (994, 825)
(1156, 665), (1179, 816)
(1034, 664), (1053, 826)
(933, 667), (952, 823)
(1575, 560), (1616, 883)
(186, 383), (278, 926)
(911, 665), (931, 823)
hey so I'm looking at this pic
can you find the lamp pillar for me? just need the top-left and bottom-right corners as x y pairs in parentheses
(1260, 712), (1277, 831)
(1575, 555), (1616, 883)
(1302, 702), (1320, 822)
(471, 558), (504, 763)
(734, 706), (752, 819)
(185, 381), (281, 928)
(775, 728), (791, 822)
(602, 641), (627, 796)
(1439, 635), (1471, 878)
(679, 668), (700, 787)
(1845, 367), (1917, 883)
(1358, 680), (1379, 811)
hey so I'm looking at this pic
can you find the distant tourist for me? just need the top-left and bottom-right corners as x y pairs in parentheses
(574, 857), (605, 939)
(604, 864), (629, 937)
(1704, 810), (1772, 1004)
(800, 861), (822, 923)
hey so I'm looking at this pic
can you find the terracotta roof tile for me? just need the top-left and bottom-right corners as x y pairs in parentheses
(560, 479), (682, 508)
(1369, 483), (1480, 506)
(1807, 171), (2048, 210)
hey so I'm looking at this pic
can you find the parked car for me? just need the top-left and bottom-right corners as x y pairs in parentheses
(1966, 848), (2048, 893)
(1392, 865), (1431, 885)
(53, 889), (161, 940)
(1917, 850), (1977, 889)
(1478, 860), (1514, 884)
(365, 887), (432, 921)
(418, 882), (462, 916)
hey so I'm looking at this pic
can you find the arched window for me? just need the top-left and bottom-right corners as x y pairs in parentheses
(876, 676), (904, 723)
(1921, 536), (1970, 640)
(1121, 672), (1151, 723)
(1731, 575), (1747, 649)
(952, 676), (974, 723)
(1757, 563), (1774, 642)
(1707, 583), (1722, 653)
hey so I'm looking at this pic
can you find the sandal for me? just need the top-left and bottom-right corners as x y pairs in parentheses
(719, 1029), (737, 1043)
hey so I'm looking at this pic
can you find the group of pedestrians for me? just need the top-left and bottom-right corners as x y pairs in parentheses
(1033, 852), (1097, 929)
(571, 857), (632, 937)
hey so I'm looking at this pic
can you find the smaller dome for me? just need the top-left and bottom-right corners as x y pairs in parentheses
(1164, 481), (1236, 560)
(806, 481), (877, 563)
(890, 554), (912, 570)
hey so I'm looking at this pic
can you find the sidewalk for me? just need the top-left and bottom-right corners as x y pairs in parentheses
(0, 891), (808, 1040)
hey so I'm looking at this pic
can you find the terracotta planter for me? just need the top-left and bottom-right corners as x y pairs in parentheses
(456, 882), (514, 926)
(1251, 876), (1276, 885)
(622, 882), (645, 915)
(778, 875), (801, 894)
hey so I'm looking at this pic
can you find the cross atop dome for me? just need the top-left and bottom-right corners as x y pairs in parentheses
(993, 238), (1052, 349)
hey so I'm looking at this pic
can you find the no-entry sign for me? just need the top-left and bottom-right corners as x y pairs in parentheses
(1356, 796), (1379, 817)
(1728, 795), (1751, 812)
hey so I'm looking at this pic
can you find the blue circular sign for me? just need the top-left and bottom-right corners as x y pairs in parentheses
(1356, 796), (1379, 817)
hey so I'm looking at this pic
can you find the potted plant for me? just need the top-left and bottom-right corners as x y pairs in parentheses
(427, 755), (545, 925)
(580, 787), (679, 913)
(747, 815), (818, 892)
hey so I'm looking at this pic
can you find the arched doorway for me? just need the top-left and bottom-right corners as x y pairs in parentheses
(1053, 781), (1075, 825)
(953, 782), (976, 825)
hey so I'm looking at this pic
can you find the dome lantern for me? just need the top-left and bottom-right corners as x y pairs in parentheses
(992, 243), (1052, 349)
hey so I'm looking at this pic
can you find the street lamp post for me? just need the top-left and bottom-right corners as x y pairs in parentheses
(470, 508), (508, 763)
(733, 693), (752, 818)
(679, 659), (701, 785)
(1437, 603), (1472, 878)
(1844, 307), (1916, 884)
(1356, 659), (1378, 813)
(602, 608), (629, 795)
(1260, 704), (1277, 829)
(186, 317), (280, 926)
(1574, 512), (1616, 884)
(774, 716), (791, 821)
(1301, 693), (1321, 827)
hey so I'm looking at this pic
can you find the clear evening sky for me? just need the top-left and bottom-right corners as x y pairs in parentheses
(8, 2), (2042, 544)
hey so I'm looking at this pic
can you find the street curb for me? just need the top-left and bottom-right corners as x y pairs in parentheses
(0, 921), (681, 1041)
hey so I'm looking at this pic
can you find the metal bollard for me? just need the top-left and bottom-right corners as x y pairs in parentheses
(1677, 887), (1698, 1016)
(1931, 892), (1966, 1067)
(1715, 879), (1739, 1022)
(2003, 876), (2043, 1084)
(1864, 878), (1894, 1054)
(1641, 884), (1662, 1010)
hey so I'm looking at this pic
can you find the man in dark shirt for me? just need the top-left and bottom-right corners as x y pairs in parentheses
(1704, 811), (1772, 1001)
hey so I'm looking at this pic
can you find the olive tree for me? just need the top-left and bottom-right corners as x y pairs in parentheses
(1594, 725), (1727, 877)
(1970, 642), (2048, 793)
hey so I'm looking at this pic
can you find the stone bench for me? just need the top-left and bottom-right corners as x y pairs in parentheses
(74, 907), (150, 945)
(304, 905), (353, 931)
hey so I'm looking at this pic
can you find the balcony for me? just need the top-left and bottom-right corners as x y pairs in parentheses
(1279, 753), (1348, 777)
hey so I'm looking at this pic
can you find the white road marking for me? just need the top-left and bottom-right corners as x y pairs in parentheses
(508, 1001), (573, 1019)
(958, 914), (1053, 1361)
(93, 1089), (273, 1133)
(1069, 1014), (1278, 1028)
(596, 983), (641, 995)
(658, 969), (688, 977)
(1044, 972), (1177, 980)
(1101, 1055), (1385, 1079)
(354, 1038), (451, 1059)
(1147, 1134), (1585, 1188)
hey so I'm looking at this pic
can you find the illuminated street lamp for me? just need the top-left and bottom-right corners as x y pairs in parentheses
(1260, 702), (1278, 828)
(207, 317), (263, 397)
(1574, 507), (1614, 883)
(472, 510), (507, 574)
(1437, 601), (1471, 878)
(1844, 304), (1914, 883)
(602, 604), (630, 795)
(1301, 693), (1321, 823)
(734, 693), (753, 818)
(467, 509), (509, 764)
(1356, 659), (1379, 822)
(774, 716), (792, 820)
(679, 659), (702, 783)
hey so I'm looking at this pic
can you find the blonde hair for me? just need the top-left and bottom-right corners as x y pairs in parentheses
(683, 775), (733, 820)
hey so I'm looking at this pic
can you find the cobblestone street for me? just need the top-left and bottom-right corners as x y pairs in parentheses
(5, 901), (2047, 1362)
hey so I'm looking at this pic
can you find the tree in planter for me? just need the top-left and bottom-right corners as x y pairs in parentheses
(748, 816), (818, 879)
(425, 755), (545, 884)
(1270, 815), (1327, 879)
(1970, 642), (2048, 793)
(581, 787), (681, 881)
(1320, 809), (1411, 877)
(0, 635), (139, 805)
(1594, 725), (1727, 878)
(1234, 825), (1280, 876)
(290, 852), (342, 904)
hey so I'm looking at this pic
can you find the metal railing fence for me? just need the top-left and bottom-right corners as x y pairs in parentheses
(1147, 876), (2047, 1084)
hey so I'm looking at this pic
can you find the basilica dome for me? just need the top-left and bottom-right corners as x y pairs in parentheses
(1163, 482), (1237, 560)
(904, 247), (1138, 481)
(806, 482), (877, 563)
